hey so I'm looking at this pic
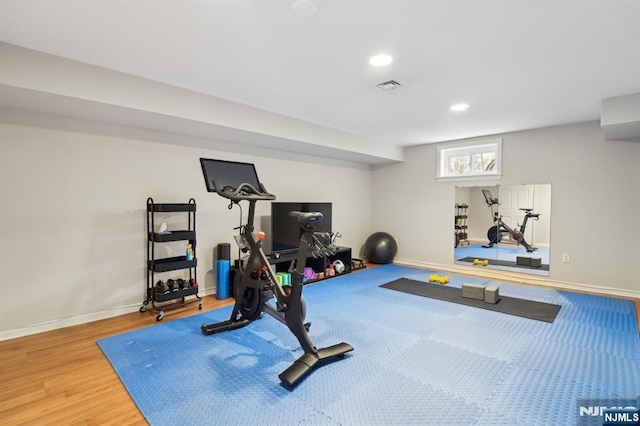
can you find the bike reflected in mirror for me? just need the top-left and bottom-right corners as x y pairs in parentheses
(454, 184), (551, 276)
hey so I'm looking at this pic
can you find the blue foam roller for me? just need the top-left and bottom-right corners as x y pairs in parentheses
(216, 259), (230, 300)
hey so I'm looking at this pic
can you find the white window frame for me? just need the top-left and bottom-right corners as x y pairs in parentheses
(436, 138), (502, 182)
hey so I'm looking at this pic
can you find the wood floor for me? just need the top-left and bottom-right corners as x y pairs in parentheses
(1, 282), (638, 425)
(0, 295), (233, 425)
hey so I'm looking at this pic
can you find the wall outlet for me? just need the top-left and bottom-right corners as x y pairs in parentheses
(562, 253), (570, 263)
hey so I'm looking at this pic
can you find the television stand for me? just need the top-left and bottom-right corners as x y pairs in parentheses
(268, 246), (352, 282)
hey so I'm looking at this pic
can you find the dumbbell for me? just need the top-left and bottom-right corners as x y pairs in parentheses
(177, 278), (187, 290)
(429, 274), (449, 284)
(167, 278), (180, 292)
(473, 259), (489, 266)
(155, 280), (170, 294)
(189, 278), (197, 288)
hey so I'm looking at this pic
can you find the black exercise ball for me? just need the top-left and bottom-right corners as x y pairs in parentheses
(364, 232), (398, 264)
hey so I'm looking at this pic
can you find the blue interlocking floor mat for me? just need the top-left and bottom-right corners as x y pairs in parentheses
(97, 264), (640, 425)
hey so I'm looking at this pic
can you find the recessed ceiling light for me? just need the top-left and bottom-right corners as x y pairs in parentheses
(369, 54), (393, 67)
(450, 103), (470, 111)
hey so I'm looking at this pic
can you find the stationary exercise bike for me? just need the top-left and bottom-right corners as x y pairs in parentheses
(199, 158), (353, 388)
(481, 189), (540, 253)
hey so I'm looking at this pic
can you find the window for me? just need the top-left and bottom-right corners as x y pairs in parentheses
(437, 139), (502, 181)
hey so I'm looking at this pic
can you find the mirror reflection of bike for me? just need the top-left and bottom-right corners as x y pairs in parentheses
(481, 189), (540, 253)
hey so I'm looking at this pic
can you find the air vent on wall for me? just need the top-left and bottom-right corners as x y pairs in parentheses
(376, 80), (401, 90)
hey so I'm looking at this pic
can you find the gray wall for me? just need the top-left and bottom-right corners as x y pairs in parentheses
(2, 113), (639, 340)
(0, 119), (373, 339)
(373, 121), (640, 294)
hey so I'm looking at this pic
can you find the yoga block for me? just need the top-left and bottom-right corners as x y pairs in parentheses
(516, 256), (542, 267)
(462, 283), (485, 301)
(484, 285), (500, 304)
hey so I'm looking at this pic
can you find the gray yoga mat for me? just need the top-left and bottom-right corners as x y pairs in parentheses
(380, 278), (561, 322)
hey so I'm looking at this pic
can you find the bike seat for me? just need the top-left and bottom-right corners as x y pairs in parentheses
(289, 211), (323, 224)
(520, 208), (533, 212)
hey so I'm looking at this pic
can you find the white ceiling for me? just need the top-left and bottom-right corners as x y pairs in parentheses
(1, 0), (639, 152)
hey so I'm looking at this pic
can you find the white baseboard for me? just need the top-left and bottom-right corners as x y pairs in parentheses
(0, 304), (141, 342)
(0, 287), (217, 342)
(395, 257), (640, 300)
(2, 268), (635, 343)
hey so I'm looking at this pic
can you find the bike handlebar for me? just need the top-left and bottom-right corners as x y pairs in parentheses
(214, 181), (276, 202)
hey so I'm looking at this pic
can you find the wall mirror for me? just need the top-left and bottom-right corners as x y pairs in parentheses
(454, 184), (551, 276)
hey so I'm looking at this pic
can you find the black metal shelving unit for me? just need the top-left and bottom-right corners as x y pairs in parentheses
(268, 246), (355, 282)
(140, 197), (202, 321)
(455, 203), (470, 248)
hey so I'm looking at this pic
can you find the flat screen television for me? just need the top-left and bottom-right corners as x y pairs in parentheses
(271, 202), (332, 255)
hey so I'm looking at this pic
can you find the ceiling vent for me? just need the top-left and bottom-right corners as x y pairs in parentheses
(376, 80), (401, 91)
